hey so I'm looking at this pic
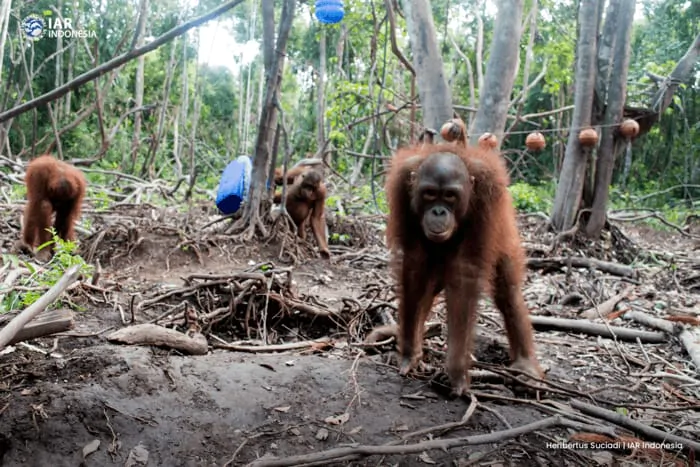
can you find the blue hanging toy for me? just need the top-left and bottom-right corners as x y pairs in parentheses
(315, 0), (344, 24)
(215, 155), (252, 214)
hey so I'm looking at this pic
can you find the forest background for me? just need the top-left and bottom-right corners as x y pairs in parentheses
(0, 0), (697, 236)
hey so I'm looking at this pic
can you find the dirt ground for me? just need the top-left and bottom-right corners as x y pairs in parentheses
(0, 204), (698, 466)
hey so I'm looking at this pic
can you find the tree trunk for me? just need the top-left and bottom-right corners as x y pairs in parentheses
(233, 0), (296, 239)
(594, 0), (619, 117)
(317, 28), (327, 164)
(129, 0), (149, 172)
(0, 0), (12, 85)
(650, 32), (700, 116)
(551, 0), (601, 232)
(400, 0), (453, 133)
(64, 0), (79, 118)
(141, 38), (178, 178)
(585, 0), (635, 238)
(469, 0), (524, 147)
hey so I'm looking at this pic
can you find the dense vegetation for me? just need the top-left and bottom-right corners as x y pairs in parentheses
(0, 0), (697, 225)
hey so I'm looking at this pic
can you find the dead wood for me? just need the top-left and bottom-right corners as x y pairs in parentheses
(570, 399), (700, 452)
(0, 265), (82, 351)
(212, 337), (331, 353)
(623, 309), (700, 373)
(580, 286), (633, 319)
(529, 316), (667, 343)
(106, 323), (208, 355)
(245, 416), (616, 467)
(8, 308), (75, 346)
(527, 256), (636, 278)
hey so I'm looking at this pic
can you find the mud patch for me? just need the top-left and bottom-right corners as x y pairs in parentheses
(0, 345), (551, 466)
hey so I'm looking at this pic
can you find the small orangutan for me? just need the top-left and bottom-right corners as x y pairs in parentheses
(273, 167), (330, 259)
(370, 132), (543, 396)
(14, 155), (86, 260)
(273, 158), (324, 186)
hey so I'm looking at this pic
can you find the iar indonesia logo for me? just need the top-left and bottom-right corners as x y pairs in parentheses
(21, 13), (96, 41)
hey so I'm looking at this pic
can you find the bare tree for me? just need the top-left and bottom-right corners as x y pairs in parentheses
(551, 0), (601, 232)
(400, 0), (453, 132)
(0, 0), (245, 124)
(317, 28), (327, 163)
(469, 0), (524, 147)
(232, 0), (296, 239)
(585, 0), (635, 237)
(129, 0), (149, 172)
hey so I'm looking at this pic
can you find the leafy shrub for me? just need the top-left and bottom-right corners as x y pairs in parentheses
(508, 182), (553, 213)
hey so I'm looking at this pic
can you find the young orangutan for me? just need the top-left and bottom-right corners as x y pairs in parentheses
(14, 155), (86, 261)
(273, 168), (330, 259)
(367, 129), (543, 396)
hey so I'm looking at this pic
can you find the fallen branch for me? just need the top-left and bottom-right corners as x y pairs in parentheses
(0, 265), (81, 351)
(106, 323), (208, 355)
(212, 337), (332, 353)
(0, 0), (245, 124)
(529, 316), (667, 343)
(8, 308), (74, 345)
(580, 287), (633, 320)
(570, 400), (700, 452)
(623, 310), (700, 373)
(245, 416), (614, 467)
(678, 330), (700, 375)
(527, 256), (636, 278)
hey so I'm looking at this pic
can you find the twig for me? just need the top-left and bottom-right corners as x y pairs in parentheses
(0, 265), (81, 351)
(570, 400), (700, 452)
(527, 256), (637, 278)
(624, 310), (700, 374)
(529, 315), (667, 343)
(245, 416), (614, 466)
(213, 337), (331, 353)
(580, 286), (633, 320)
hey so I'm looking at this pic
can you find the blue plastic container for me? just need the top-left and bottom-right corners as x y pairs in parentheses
(315, 0), (344, 24)
(216, 155), (252, 214)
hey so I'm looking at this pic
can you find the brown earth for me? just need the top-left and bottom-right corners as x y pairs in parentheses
(0, 206), (698, 467)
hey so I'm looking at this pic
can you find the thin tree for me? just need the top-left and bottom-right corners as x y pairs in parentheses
(231, 0), (296, 240)
(469, 0), (524, 147)
(400, 0), (453, 132)
(550, 0), (601, 232)
(585, 0), (636, 237)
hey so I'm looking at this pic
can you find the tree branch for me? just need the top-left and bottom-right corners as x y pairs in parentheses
(0, 0), (245, 124)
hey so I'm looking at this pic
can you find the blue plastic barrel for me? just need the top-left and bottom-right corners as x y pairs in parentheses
(216, 155), (252, 214)
(315, 0), (344, 24)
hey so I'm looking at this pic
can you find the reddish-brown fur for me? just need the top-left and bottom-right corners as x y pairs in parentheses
(273, 165), (310, 186)
(17, 155), (86, 258)
(273, 169), (330, 259)
(382, 142), (542, 396)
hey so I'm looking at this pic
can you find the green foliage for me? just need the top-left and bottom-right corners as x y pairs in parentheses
(508, 182), (553, 213)
(1, 231), (93, 313)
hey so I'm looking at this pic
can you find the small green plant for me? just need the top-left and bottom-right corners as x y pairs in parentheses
(508, 182), (553, 213)
(1, 230), (93, 312)
(330, 232), (351, 244)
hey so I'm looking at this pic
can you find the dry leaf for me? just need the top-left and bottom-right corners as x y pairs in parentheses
(82, 439), (100, 458)
(315, 428), (329, 441)
(274, 406), (291, 413)
(418, 452), (436, 464)
(324, 412), (350, 425)
(124, 443), (149, 467)
(348, 426), (362, 435)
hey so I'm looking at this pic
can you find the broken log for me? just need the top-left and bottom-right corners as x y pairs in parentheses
(8, 308), (75, 345)
(107, 324), (208, 355)
(0, 265), (81, 352)
(529, 316), (666, 343)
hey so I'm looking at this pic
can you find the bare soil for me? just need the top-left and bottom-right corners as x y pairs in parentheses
(0, 205), (698, 467)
